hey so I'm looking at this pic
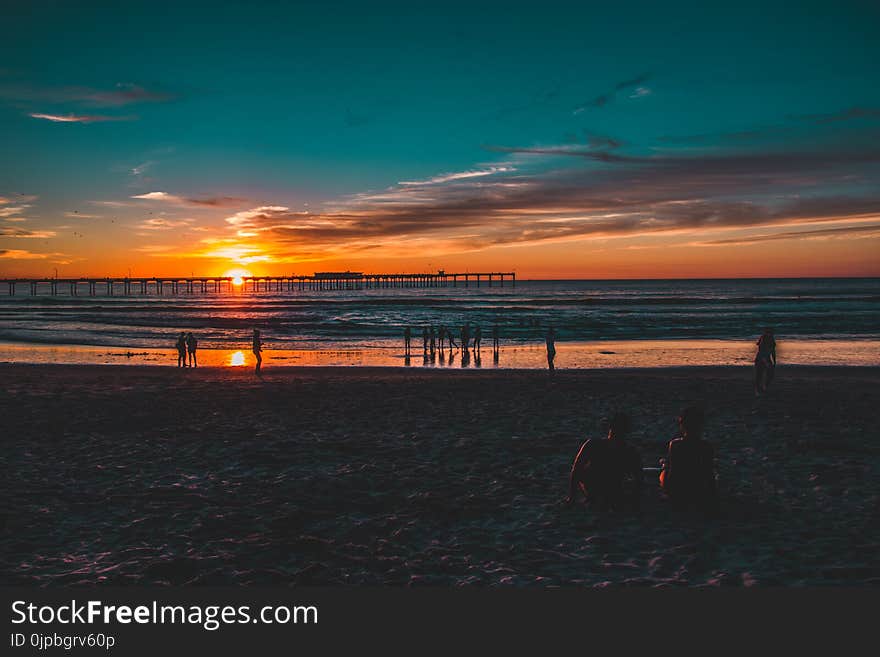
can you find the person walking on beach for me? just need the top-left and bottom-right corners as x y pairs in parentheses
(176, 332), (188, 368)
(252, 328), (263, 375)
(404, 326), (412, 356)
(564, 412), (642, 511)
(446, 326), (458, 349)
(186, 332), (198, 368)
(473, 325), (482, 352)
(754, 327), (777, 396)
(659, 406), (717, 512)
(546, 326), (557, 370)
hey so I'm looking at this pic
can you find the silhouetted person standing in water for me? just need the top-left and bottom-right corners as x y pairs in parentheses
(438, 326), (446, 351)
(430, 326), (436, 355)
(492, 323), (500, 356)
(565, 412), (642, 511)
(659, 406), (717, 512)
(252, 329), (263, 375)
(176, 332), (187, 368)
(422, 326), (429, 354)
(754, 327), (777, 396)
(404, 326), (412, 356)
(446, 327), (458, 349)
(473, 325), (482, 352)
(186, 332), (198, 368)
(460, 324), (469, 351)
(546, 327), (557, 370)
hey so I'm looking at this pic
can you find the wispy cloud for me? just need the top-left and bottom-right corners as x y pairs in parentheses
(177, 142), (880, 263)
(789, 107), (880, 125)
(399, 166), (516, 186)
(1, 82), (172, 108)
(29, 112), (134, 123)
(131, 192), (248, 207)
(573, 73), (652, 113)
(138, 217), (195, 231)
(0, 227), (56, 238)
(0, 249), (64, 260)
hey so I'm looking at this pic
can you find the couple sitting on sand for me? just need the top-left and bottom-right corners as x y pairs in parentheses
(564, 406), (717, 512)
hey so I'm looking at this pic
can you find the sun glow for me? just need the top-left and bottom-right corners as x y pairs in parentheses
(223, 268), (253, 287)
(229, 351), (246, 366)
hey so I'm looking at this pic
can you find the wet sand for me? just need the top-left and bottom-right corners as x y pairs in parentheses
(1, 364), (878, 586)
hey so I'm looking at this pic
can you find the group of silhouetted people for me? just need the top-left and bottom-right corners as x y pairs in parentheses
(565, 406), (718, 514)
(405, 322), (501, 361)
(175, 332), (198, 368)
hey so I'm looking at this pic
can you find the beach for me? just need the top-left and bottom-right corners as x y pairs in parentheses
(1, 363), (879, 586)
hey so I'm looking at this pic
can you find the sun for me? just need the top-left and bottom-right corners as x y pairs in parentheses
(223, 268), (253, 287)
(229, 351), (246, 367)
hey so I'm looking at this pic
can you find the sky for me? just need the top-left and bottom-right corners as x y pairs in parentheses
(1, 0), (879, 279)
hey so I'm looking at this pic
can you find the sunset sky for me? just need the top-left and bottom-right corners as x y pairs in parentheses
(1, 0), (879, 279)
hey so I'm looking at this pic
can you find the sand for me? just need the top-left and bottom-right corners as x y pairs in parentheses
(1, 364), (878, 586)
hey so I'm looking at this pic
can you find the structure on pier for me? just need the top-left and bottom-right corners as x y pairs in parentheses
(1, 271), (515, 296)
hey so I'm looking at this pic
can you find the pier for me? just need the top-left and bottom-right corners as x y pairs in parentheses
(1, 271), (515, 296)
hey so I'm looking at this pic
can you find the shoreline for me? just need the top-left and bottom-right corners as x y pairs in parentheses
(1, 337), (877, 369)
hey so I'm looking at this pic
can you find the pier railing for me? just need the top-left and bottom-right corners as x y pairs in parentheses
(1, 272), (515, 296)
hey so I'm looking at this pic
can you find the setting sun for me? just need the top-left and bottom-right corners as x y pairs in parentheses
(223, 268), (253, 287)
(228, 351), (246, 367)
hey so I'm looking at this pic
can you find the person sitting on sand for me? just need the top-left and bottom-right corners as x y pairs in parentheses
(176, 332), (187, 368)
(252, 328), (263, 375)
(186, 331), (198, 368)
(564, 412), (642, 511)
(659, 406), (717, 511)
(754, 327), (777, 396)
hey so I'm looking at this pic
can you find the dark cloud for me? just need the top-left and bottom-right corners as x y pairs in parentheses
(788, 107), (880, 124)
(574, 72), (652, 112)
(701, 224), (880, 245)
(223, 143), (880, 257)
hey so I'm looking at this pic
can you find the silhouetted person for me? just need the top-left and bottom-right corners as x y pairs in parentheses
(252, 329), (263, 375)
(659, 406), (718, 512)
(473, 325), (482, 352)
(546, 327), (557, 370)
(565, 412), (642, 511)
(492, 323), (500, 355)
(430, 326), (436, 355)
(438, 326), (447, 351)
(754, 327), (777, 396)
(186, 332), (198, 368)
(404, 326), (412, 356)
(460, 324), (469, 351)
(176, 332), (187, 368)
(422, 326), (429, 354)
(447, 327), (458, 349)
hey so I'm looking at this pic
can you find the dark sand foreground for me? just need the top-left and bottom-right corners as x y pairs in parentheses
(1, 364), (878, 586)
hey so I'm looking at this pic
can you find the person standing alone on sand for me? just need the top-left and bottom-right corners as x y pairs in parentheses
(659, 406), (717, 512)
(186, 332), (198, 368)
(546, 326), (557, 370)
(176, 332), (187, 368)
(754, 327), (777, 396)
(252, 329), (263, 375)
(404, 326), (412, 356)
(564, 412), (642, 511)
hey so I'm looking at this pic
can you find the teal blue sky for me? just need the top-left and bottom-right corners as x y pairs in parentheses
(1, 0), (879, 277)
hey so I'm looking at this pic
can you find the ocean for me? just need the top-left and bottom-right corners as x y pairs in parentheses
(0, 278), (877, 368)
